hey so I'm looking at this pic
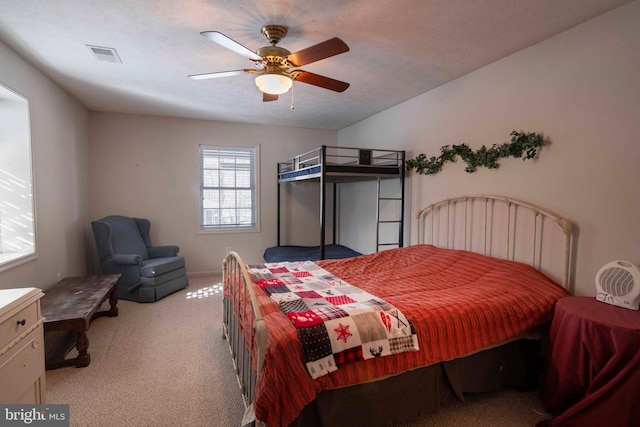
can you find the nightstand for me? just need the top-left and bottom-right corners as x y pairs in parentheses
(539, 296), (640, 427)
(0, 287), (46, 404)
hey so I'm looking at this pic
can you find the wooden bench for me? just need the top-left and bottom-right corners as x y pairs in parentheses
(40, 275), (120, 370)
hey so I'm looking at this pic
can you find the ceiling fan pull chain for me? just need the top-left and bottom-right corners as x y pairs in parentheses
(290, 81), (295, 111)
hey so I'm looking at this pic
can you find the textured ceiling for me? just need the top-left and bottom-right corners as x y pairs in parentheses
(0, 0), (633, 130)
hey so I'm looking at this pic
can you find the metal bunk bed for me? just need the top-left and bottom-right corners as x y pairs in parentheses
(264, 145), (406, 262)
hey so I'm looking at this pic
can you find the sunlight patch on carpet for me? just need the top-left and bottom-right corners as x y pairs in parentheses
(186, 283), (222, 299)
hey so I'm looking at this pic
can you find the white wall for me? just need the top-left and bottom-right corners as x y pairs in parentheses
(0, 40), (90, 290)
(338, 1), (640, 296)
(88, 113), (336, 275)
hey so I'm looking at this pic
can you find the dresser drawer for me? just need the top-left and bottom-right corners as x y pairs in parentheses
(0, 324), (45, 403)
(0, 302), (39, 350)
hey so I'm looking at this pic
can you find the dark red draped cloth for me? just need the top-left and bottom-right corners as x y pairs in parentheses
(539, 296), (640, 427)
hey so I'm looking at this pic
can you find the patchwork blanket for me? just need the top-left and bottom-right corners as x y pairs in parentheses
(247, 261), (419, 379)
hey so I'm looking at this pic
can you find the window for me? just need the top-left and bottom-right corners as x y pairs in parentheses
(199, 145), (259, 231)
(0, 83), (36, 271)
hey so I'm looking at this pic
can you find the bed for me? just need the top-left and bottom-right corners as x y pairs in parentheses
(265, 145), (406, 262)
(223, 195), (573, 427)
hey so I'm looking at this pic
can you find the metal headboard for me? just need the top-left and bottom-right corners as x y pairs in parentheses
(417, 195), (573, 289)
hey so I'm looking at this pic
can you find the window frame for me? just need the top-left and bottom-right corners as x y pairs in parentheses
(0, 81), (37, 272)
(198, 144), (260, 233)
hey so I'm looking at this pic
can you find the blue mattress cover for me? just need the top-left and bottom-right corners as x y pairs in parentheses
(263, 244), (362, 262)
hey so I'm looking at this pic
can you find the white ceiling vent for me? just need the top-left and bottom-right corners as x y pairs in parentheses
(86, 45), (122, 63)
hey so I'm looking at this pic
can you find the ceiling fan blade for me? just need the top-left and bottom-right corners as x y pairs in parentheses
(263, 93), (278, 102)
(294, 71), (350, 92)
(201, 31), (262, 61)
(188, 70), (249, 80)
(287, 37), (349, 67)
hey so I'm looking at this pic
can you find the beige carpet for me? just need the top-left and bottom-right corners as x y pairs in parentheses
(46, 276), (551, 427)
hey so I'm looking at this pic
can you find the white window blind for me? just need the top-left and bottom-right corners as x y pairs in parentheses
(200, 145), (258, 231)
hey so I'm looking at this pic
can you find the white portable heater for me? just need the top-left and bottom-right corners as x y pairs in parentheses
(595, 260), (640, 310)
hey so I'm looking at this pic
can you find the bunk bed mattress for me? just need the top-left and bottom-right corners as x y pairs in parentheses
(252, 244), (568, 426)
(263, 244), (362, 262)
(278, 164), (402, 181)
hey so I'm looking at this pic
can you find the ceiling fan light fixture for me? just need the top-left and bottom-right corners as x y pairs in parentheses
(255, 73), (292, 95)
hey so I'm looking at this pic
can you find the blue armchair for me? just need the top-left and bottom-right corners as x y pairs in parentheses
(91, 215), (188, 302)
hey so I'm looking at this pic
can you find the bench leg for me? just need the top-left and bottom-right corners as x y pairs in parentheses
(75, 331), (91, 368)
(91, 289), (119, 321)
(107, 288), (119, 317)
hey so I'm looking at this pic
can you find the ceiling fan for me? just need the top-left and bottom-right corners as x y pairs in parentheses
(189, 25), (350, 102)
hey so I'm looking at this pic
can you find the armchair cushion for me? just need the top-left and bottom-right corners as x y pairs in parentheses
(140, 256), (185, 278)
(91, 215), (188, 302)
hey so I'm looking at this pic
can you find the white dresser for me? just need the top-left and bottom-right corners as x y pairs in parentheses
(0, 287), (46, 404)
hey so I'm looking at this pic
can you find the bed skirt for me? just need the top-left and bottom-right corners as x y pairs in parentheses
(288, 337), (543, 427)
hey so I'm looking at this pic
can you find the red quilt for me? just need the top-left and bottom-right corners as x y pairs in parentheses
(250, 245), (568, 426)
(246, 261), (419, 379)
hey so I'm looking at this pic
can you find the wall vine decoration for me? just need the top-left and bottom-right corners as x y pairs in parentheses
(405, 130), (547, 175)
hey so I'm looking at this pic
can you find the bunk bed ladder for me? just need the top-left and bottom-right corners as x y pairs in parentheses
(375, 163), (405, 252)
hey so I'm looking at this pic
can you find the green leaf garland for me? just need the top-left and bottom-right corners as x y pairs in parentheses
(405, 130), (547, 175)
